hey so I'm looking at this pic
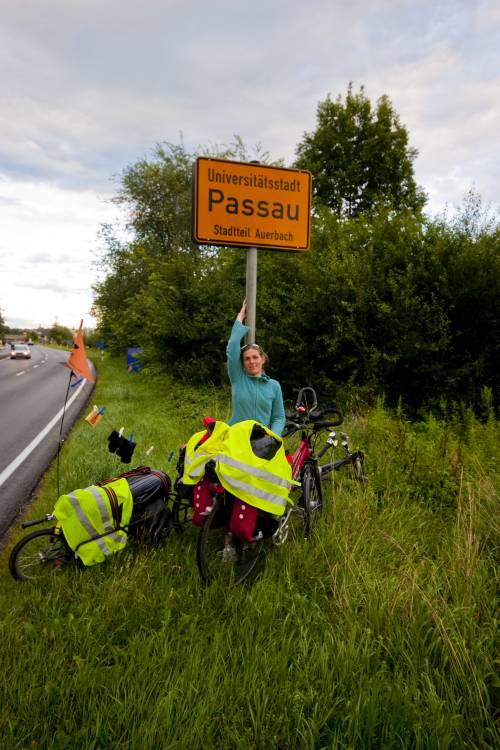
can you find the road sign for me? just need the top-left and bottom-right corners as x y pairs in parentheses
(192, 157), (312, 251)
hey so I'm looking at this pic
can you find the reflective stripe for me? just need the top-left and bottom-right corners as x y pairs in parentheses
(216, 468), (288, 509)
(188, 465), (206, 479)
(185, 450), (210, 468)
(218, 454), (295, 490)
(184, 451), (211, 479)
(67, 492), (111, 557)
(88, 486), (114, 532)
(87, 487), (126, 545)
(108, 531), (127, 545)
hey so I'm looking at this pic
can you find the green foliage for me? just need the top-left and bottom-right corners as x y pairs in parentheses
(48, 323), (74, 345)
(115, 142), (194, 255)
(426, 193), (500, 407)
(91, 99), (500, 415)
(0, 357), (498, 749)
(294, 83), (426, 216)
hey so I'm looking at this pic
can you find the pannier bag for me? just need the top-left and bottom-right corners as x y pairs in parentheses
(123, 468), (173, 544)
(191, 476), (216, 527)
(54, 467), (172, 566)
(54, 477), (133, 566)
(228, 498), (260, 543)
(249, 424), (281, 460)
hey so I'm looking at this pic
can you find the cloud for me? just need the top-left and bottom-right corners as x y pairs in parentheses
(0, 175), (117, 327)
(1, 0), (499, 326)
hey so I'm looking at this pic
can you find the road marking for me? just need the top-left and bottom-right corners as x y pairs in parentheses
(33, 365), (39, 369)
(16, 371), (26, 377)
(0, 378), (87, 488)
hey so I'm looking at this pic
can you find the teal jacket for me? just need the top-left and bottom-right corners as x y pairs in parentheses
(226, 320), (286, 436)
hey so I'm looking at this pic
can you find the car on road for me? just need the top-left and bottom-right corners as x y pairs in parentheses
(10, 344), (31, 360)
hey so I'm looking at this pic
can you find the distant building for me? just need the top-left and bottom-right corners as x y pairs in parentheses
(4, 333), (27, 344)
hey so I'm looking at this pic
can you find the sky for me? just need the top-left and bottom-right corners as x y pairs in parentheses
(1, 0), (499, 330)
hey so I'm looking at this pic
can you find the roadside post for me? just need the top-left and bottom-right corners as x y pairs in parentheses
(192, 157), (312, 341)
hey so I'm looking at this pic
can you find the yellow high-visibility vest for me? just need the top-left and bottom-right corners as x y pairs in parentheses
(54, 477), (133, 566)
(215, 420), (297, 516)
(183, 420), (297, 516)
(182, 420), (230, 485)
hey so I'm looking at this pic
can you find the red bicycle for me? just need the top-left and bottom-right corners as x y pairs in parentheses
(272, 386), (366, 545)
(191, 386), (366, 586)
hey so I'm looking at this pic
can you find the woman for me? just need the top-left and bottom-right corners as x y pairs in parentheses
(226, 301), (286, 436)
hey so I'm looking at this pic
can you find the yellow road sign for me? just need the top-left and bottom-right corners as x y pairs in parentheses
(192, 157), (312, 251)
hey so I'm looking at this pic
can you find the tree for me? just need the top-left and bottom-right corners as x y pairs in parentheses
(114, 143), (195, 257)
(92, 134), (500, 414)
(295, 84), (426, 217)
(48, 323), (74, 346)
(92, 140), (261, 372)
(426, 192), (500, 408)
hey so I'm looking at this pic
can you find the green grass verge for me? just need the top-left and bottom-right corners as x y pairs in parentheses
(0, 355), (498, 749)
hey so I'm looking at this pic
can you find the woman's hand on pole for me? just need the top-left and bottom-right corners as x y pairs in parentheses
(236, 299), (247, 323)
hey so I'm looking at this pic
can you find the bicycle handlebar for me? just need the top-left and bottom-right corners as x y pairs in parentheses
(285, 407), (343, 425)
(309, 408), (344, 426)
(21, 513), (56, 529)
(283, 407), (344, 436)
(294, 386), (318, 413)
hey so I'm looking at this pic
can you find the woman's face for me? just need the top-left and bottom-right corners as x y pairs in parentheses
(242, 346), (265, 377)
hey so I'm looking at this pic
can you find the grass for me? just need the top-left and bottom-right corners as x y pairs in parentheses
(0, 354), (498, 749)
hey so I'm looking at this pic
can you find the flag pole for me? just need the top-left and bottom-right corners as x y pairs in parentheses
(56, 370), (74, 498)
(56, 320), (95, 496)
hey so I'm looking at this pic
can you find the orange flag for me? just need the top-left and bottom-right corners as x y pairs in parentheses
(67, 320), (95, 383)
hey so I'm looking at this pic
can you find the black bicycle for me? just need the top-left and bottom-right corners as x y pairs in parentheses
(9, 515), (75, 582)
(9, 468), (173, 582)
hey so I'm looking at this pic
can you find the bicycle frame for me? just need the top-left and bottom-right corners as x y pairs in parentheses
(290, 435), (312, 480)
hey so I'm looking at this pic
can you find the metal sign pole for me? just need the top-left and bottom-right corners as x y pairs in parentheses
(244, 159), (261, 344)
(245, 247), (257, 344)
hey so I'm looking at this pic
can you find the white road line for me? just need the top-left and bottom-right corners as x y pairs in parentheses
(0, 378), (87, 488)
(16, 371), (26, 377)
(33, 365), (39, 369)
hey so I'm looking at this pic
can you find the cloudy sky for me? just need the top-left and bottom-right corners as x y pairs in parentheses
(1, 0), (499, 330)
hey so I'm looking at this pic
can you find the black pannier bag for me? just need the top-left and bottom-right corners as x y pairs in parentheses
(99, 466), (173, 545)
(249, 424), (281, 460)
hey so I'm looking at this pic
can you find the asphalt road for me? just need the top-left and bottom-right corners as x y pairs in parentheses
(0, 345), (95, 542)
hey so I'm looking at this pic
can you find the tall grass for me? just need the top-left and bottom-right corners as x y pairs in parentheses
(0, 355), (498, 749)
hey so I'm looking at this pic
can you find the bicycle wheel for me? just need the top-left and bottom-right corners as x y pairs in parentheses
(9, 529), (73, 582)
(171, 482), (193, 532)
(301, 464), (323, 536)
(197, 496), (264, 586)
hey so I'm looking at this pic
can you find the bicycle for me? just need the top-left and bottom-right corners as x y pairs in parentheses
(9, 468), (173, 582)
(272, 386), (366, 546)
(9, 515), (75, 582)
(194, 387), (366, 586)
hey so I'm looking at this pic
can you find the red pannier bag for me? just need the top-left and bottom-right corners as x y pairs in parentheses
(191, 476), (216, 527)
(229, 498), (259, 543)
(190, 418), (219, 527)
